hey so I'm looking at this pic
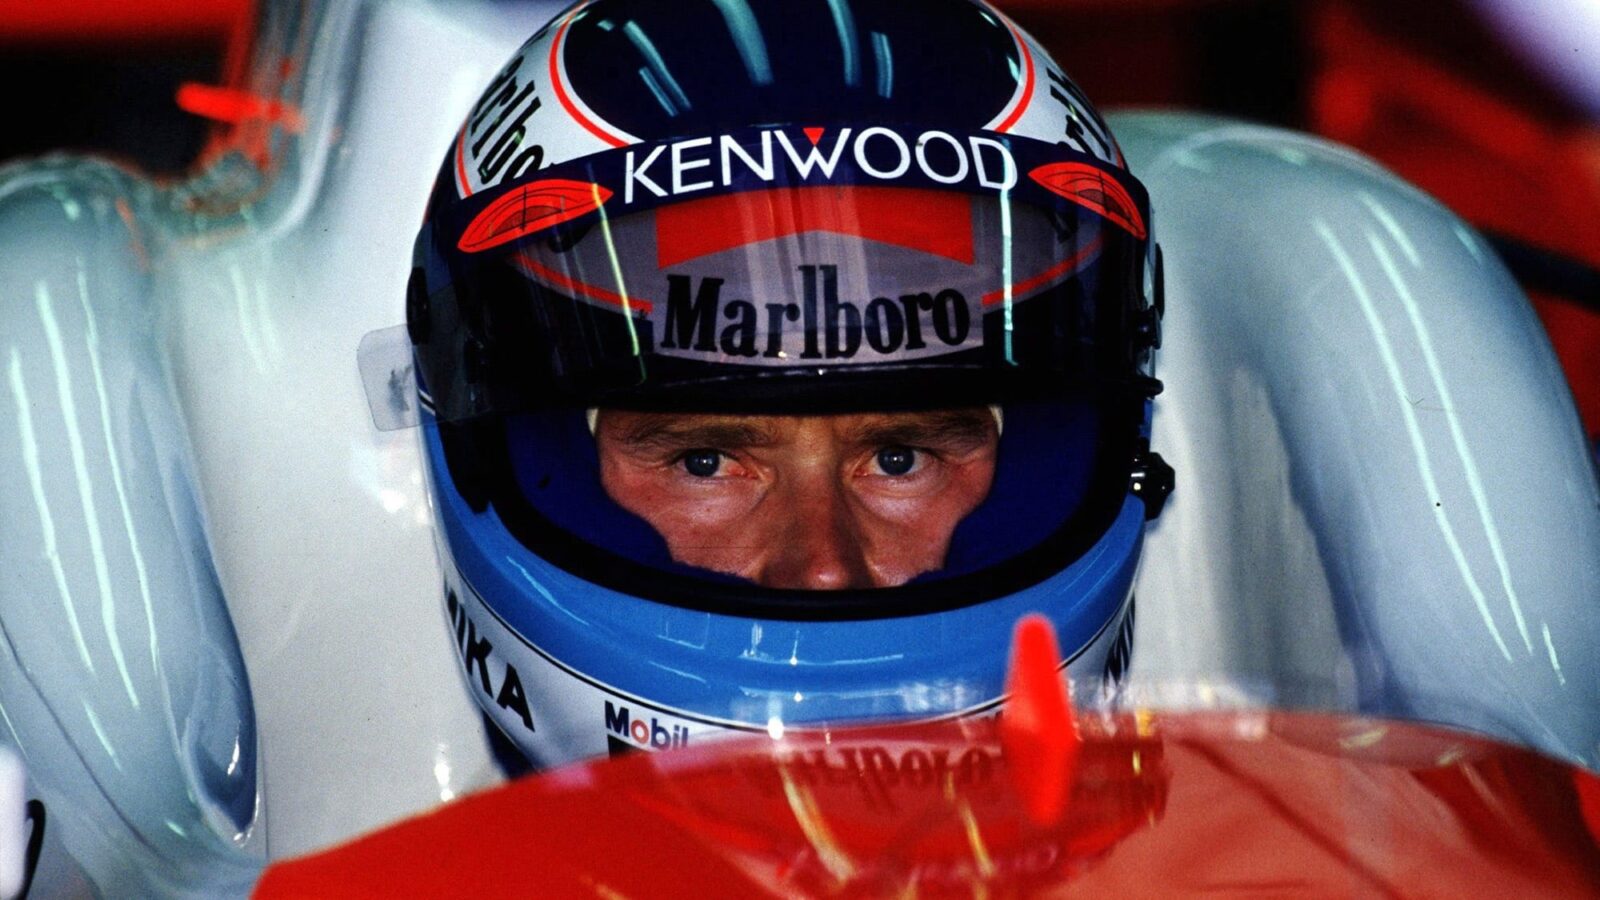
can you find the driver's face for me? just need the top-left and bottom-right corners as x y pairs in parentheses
(595, 408), (999, 590)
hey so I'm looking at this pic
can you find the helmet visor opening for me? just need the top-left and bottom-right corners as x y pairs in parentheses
(462, 392), (1140, 619)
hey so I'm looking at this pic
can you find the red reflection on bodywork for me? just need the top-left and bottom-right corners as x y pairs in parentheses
(253, 707), (1600, 898)
(1, 0), (246, 41)
(175, 83), (304, 132)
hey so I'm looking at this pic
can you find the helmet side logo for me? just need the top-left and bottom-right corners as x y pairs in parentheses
(1028, 163), (1148, 240)
(454, 4), (643, 198)
(458, 179), (614, 253)
(457, 54), (546, 198)
(986, 13), (1122, 165)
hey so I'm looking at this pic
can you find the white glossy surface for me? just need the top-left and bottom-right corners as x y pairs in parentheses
(1121, 113), (1600, 763)
(162, 0), (565, 859)
(0, 160), (262, 897)
(0, 749), (19, 900)
(0, 2), (1596, 896)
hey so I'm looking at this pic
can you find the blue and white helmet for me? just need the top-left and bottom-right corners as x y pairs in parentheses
(408, 0), (1171, 768)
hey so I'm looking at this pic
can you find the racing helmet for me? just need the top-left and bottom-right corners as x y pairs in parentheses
(409, 0), (1172, 768)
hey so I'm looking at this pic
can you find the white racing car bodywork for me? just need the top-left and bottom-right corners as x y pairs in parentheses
(0, 0), (1594, 895)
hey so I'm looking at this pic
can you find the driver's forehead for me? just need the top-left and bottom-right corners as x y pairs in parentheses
(596, 408), (997, 448)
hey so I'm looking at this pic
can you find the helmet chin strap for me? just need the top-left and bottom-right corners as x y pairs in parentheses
(586, 405), (1003, 436)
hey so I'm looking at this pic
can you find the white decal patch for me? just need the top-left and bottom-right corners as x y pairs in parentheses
(985, 12), (1122, 166)
(444, 569), (752, 767)
(457, 2), (640, 198)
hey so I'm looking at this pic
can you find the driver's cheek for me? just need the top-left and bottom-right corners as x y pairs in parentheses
(854, 460), (996, 584)
(851, 495), (968, 586)
(599, 461), (766, 574)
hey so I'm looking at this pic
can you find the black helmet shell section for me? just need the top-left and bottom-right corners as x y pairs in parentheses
(559, 0), (1044, 141)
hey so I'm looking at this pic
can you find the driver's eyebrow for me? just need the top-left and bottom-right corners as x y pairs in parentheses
(846, 409), (997, 452)
(610, 414), (780, 450)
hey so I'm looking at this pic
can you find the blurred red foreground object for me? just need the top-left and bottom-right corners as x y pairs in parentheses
(0, 0), (248, 42)
(999, 613), (1081, 826)
(175, 83), (304, 132)
(255, 715), (1599, 896)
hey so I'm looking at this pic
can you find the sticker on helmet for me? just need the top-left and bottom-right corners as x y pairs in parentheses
(455, 1), (639, 198)
(438, 551), (1131, 770)
(1029, 163), (1147, 239)
(500, 174), (1107, 369)
(458, 179), (614, 253)
(602, 701), (695, 756)
(617, 127), (1019, 205)
(647, 264), (978, 365)
(985, 11), (1123, 166)
(444, 569), (759, 767)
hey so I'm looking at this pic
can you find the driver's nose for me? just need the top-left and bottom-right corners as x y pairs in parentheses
(756, 476), (874, 590)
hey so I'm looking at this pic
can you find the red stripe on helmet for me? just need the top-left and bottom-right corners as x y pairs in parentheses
(982, 235), (1105, 306)
(993, 16), (1035, 134)
(550, 7), (630, 149)
(654, 187), (975, 269)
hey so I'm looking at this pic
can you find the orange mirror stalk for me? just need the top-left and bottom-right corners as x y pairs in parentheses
(999, 613), (1081, 826)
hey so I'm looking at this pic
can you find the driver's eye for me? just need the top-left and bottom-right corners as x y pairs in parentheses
(876, 446), (916, 476)
(682, 449), (722, 477)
